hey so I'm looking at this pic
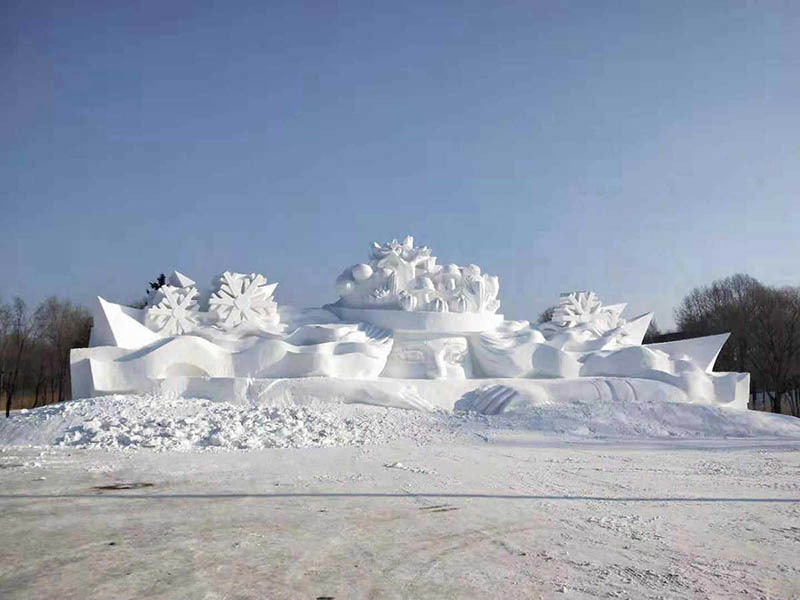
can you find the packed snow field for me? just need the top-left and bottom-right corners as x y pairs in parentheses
(2, 437), (800, 599)
(2, 394), (800, 599)
(2, 390), (800, 451)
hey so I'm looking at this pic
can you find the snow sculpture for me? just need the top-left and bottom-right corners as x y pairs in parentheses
(70, 235), (751, 415)
(89, 297), (162, 349)
(143, 270), (197, 308)
(167, 270), (196, 288)
(335, 236), (500, 314)
(328, 237), (504, 378)
(472, 320), (581, 379)
(546, 292), (624, 334)
(239, 323), (393, 379)
(209, 272), (282, 333)
(538, 291), (645, 352)
(382, 334), (473, 379)
(145, 286), (201, 335)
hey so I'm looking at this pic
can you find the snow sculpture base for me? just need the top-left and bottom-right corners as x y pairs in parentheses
(97, 373), (749, 413)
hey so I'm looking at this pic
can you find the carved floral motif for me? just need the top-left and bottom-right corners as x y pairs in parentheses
(541, 291), (627, 339)
(335, 236), (501, 314)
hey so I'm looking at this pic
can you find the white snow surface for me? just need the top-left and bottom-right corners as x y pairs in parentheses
(0, 396), (459, 451)
(2, 390), (800, 451)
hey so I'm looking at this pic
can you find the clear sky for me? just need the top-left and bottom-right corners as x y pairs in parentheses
(2, 1), (798, 328)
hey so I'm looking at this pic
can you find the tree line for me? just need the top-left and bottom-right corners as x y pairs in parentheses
(0, 275), (167, 416)
(0, 297), (91, 417)
(2, 273), (800, 417)
(671, 274), (800, 417)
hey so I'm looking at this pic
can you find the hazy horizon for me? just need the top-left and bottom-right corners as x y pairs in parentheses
(3, 1), (799, 328)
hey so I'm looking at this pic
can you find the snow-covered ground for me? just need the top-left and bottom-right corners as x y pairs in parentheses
(2, 391), (800, 451)
(1, 394), (800, 598)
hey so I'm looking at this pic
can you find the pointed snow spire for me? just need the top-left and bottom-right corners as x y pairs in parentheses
(168, 270), (196, 288)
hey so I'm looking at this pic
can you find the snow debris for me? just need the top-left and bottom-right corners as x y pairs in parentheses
(1, 389), (800, 453)
(0, 395), (465, 452)
(383, 461), (437, 474)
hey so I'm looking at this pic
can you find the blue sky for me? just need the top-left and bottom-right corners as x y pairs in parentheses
(2, 1), (798, 328)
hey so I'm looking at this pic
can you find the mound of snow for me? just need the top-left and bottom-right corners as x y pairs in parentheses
(2, 389), (799, 452)
(458, 383), (800, 439)
(0, 395), (460, 451)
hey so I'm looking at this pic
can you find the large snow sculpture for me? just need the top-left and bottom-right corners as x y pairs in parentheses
(70, 235), (751, 414)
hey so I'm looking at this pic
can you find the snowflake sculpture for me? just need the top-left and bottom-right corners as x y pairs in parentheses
(144, 285), (200, 335)
(208, 271), (281, 332)
(548, 291), (625, 337)
(552, 292), (603, 328)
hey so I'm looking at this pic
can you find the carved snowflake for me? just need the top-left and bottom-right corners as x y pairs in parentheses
(145, 286), (200, 335)
(209, 271), (281, 331)
(550, 291), (621, 336)
(552, 292), (602, 327)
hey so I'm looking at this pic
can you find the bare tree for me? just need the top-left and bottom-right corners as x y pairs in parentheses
(746, 286), (800, 415)
(32, 297), (92, 406)
(0, 299), (10, 413)
(0, 296), (92, 414)
(674, 274), (800, 416)
(2, 298), (32, 417)
(131, 273), (167, 309)
(674, 274), (763, 375)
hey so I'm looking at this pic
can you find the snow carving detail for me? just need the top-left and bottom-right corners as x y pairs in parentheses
(144, 286), (201, 335)
(554, 292), (602, 327)
(335, 236), (501, 314)
(208, 272), (281, 332)
(542, 291), (626, 338)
